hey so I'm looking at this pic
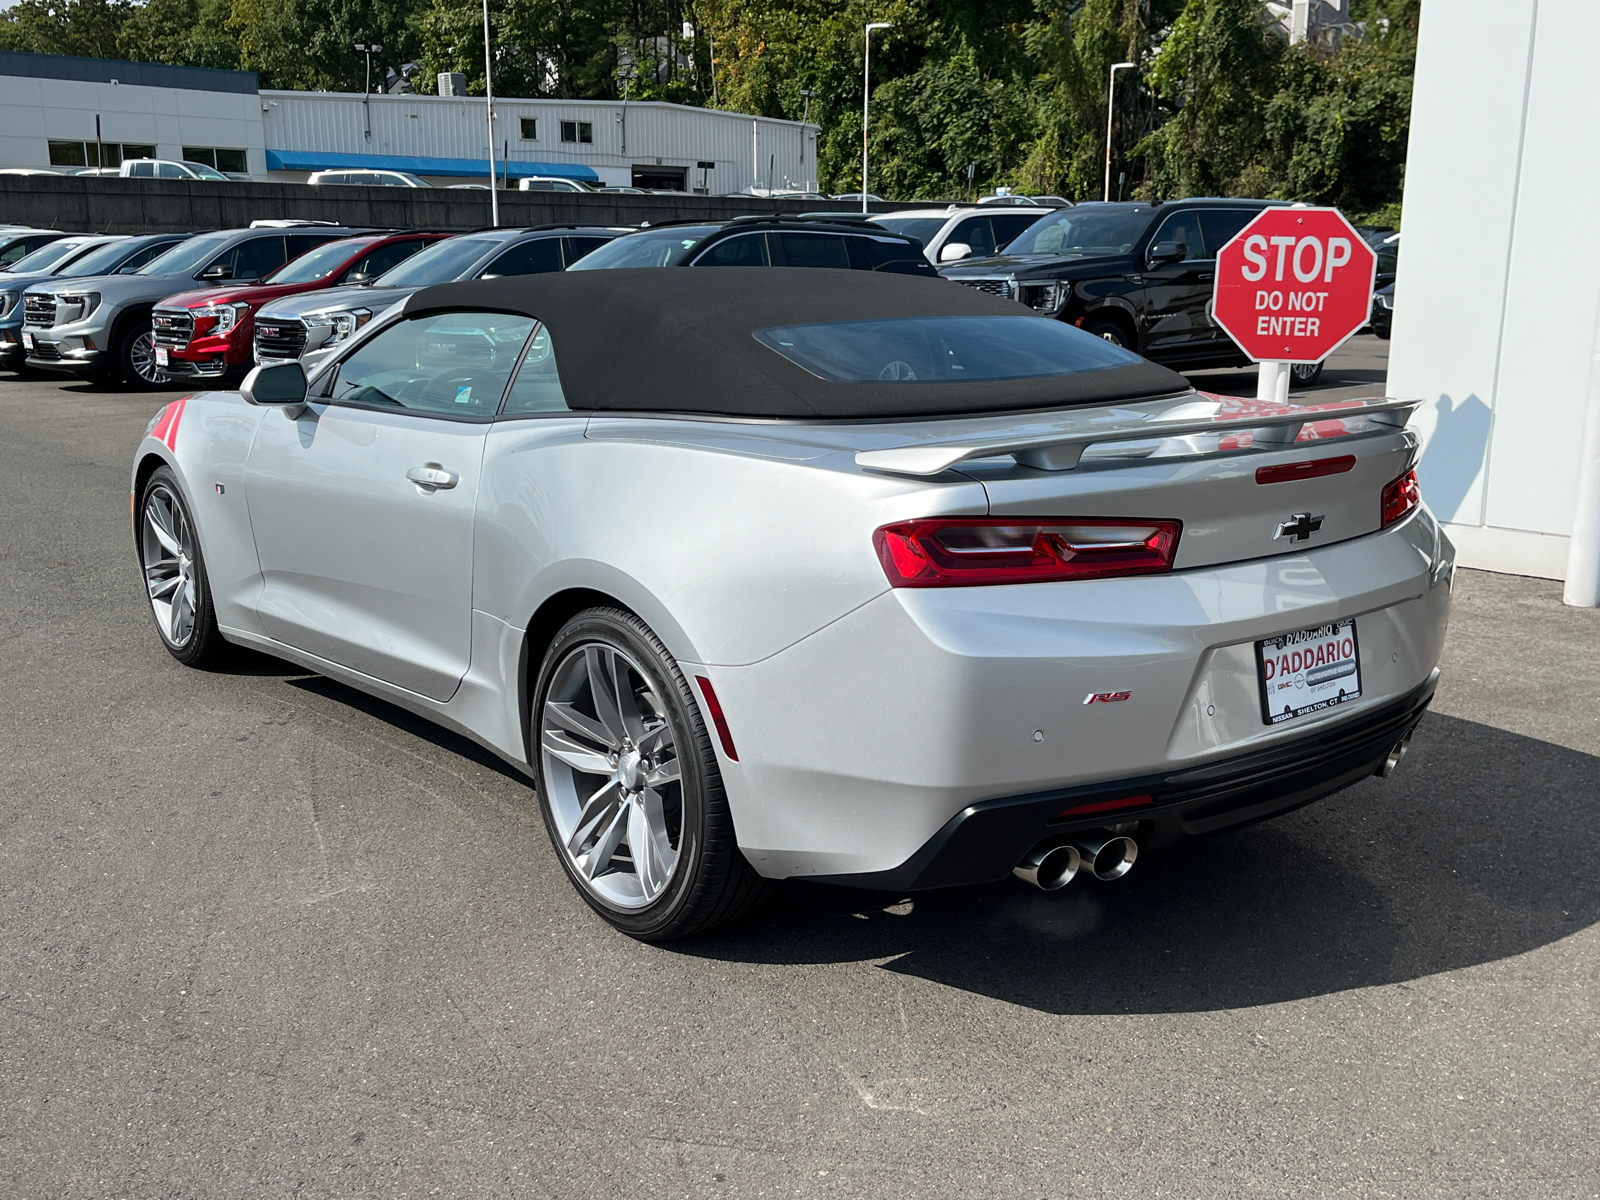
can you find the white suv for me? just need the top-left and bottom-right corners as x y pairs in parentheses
(119, 158), (230, 181)
(868, 206), (1054, 264)
(307, 170), (431, 188)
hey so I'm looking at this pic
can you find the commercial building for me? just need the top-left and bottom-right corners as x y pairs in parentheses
(0, 49), (820, 194)
(1388, 0), (1600, 603)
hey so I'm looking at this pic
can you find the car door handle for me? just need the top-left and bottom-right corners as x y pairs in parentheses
(406, 465), (458, 489)
(1198, 272), (1214, 281)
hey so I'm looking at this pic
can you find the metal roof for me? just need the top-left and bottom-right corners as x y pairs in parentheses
(0, 49), (258, 94)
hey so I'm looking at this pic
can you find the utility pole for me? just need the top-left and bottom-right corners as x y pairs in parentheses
(1104, 61), (1135, 202)
(355, 43), (382, 141)
(481, 0), (498, 225)
(862, 22), (892, 213)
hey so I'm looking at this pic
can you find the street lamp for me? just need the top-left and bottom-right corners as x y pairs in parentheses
(1104, 61), (1135, 202)
(481, 0), (498, 226)
(355, 43), (382, 141)
(862, 22), (892, 213)
(799, 88), (813, 184)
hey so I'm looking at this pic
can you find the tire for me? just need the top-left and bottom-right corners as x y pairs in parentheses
(1290, 360), (1325, 387)
(531, 607), (770, 941)
(117, 320), (169, 390)
(136, 467), (231, 668)
(1082, 318), (1133, 350)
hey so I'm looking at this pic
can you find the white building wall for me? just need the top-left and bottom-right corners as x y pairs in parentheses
(0, 74), (266, 175)
(260, 91), (818, 194)
(1389, 0), (1600, 580)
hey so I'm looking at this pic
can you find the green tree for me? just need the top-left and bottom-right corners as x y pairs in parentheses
(0, 0), (134, 59)
(118, 0), (239, 70)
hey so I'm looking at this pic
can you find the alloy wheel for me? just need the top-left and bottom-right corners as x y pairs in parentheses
(140, 484), (198, 647)
(130, 332), (168, 385)
(540, 643), (684, 910)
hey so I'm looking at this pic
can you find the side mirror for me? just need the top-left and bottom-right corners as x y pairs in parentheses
(240, 361), (307, 408)
(1146, 241), (1186, 265)
(939, 242), (972, 263)
(344, 271), (370, 285)
(199, 263), (232, 280)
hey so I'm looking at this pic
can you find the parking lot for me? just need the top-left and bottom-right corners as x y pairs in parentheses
(3, 357), (1598, 1199)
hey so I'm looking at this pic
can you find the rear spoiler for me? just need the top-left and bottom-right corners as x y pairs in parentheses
(854, 393), (1420, 477)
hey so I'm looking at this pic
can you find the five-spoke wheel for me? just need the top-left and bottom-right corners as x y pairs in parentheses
(532, 608), (769, 940)
(137, 466), (228, 667)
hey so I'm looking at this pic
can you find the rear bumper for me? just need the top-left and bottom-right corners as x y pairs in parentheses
(811, 671), (1436, 891)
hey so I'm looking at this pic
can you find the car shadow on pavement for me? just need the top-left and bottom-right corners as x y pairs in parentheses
(679, 712), (1600, 1014)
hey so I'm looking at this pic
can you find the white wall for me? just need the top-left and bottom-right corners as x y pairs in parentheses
(260, 92), (817, 195)
(0, 74), (266, 175)
(1388, 0), (1600, 580)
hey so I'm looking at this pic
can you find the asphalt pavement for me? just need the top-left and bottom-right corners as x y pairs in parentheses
(1185, 331), (1392, 404)
(2, 368), (1598, 1199)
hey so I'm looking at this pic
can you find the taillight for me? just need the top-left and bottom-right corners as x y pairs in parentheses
(1381, 468), (1420, 528)
(1255, 454), (1355, 485)
(873, 517), (1181, 587)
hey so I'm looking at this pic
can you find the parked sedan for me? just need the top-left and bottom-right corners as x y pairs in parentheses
(251, 225), (627, 367)
(151, 232), (449, 382)
(567, 218), (936, 275)
(131, 268), (1451, 940)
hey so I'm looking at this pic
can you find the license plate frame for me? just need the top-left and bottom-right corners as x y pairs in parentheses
(21, 331), (32, 350)
(1255, 618), (1361, 725)
(154, 346), (169, 367)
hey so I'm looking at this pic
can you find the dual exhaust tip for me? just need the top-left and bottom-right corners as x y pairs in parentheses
(1013, 833), (1138, 891)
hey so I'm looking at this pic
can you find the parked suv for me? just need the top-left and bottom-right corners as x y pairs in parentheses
(23, 222), (368, 387)
(1, 234), (187, 371)
(938, 199), (1321, 379)
(119, 158), (230, 181)
(869, 206), (1049, 264)
(253, 224), (627, 367)
(151, 231), (449, 382)
(0, 228), (66, 268)
(566, 217), (938, 274)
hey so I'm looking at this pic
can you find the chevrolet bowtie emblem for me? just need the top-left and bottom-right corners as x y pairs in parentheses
(1274, 512), (1325, 542)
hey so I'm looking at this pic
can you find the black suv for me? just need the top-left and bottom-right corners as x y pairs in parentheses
(568, 215), (939, 276)
(938, 199), (1326, 380)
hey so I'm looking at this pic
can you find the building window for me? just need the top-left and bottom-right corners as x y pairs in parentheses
(47, 140), (155, 168)
(183, 147), (248, 173)
(520, 118), (537, 140)
(560, 120), (593, 144)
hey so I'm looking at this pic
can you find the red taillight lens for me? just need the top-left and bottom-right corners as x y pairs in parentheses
(873, 517), (1181, 588)
(1255, 454), (1356, 485)
(1380, 468), (1420, 528)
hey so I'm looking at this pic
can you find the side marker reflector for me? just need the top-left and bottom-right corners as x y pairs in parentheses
(695, 675), (739, 762)
(1052, 793), (1153, 822)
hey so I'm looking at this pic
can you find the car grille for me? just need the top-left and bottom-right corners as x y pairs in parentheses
(952, 277), (1015, 300)
(30, 340), (62, 360)
(254, 318), (307, 361)
(23, 293), (56, 328)
(152, 308), (195, 349)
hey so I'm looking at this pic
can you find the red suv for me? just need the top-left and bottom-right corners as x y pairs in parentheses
(151, 232), (451, 381)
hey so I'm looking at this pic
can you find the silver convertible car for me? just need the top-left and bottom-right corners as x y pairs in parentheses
(131, 269), (1453, 940)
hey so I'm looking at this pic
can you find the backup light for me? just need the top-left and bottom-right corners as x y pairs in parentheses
(1380, 467), (1420, 528)
(873, 517), (1181, 587)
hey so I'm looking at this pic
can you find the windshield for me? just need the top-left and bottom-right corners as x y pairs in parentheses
(60, 237), (149, 276)
(1002, 205), (1154, 256)
(567, 226), (718, 270)
(371, 236), (494, 286)
(138, 232), (234, 276)
(868, 217), (947, 248)
(4, 239), (97, 274)
(262, 237), (375, 284)
(753, 315), (1140, 383)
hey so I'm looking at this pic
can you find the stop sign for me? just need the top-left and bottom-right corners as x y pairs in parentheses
(1212, 206), (1376, 363)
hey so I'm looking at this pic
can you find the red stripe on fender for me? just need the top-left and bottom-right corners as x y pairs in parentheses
(161, 396), (188, 451)
(148, 402), (176, 445)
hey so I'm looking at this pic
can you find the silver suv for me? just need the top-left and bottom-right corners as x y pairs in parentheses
(23, 222), (366, 388)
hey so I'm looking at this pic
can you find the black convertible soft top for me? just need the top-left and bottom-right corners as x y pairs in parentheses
(408, 268), (1188, 420)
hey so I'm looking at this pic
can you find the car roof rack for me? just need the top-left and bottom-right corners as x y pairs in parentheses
(249, 219), (343, 228)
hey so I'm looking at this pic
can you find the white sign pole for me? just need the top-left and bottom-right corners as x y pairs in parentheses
(1256, 360), (1291, 404)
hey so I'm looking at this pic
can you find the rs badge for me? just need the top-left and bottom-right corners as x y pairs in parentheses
(1084, 690), (1131, 705)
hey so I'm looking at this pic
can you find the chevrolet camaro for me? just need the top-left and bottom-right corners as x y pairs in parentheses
(131, 269), (1453, 940)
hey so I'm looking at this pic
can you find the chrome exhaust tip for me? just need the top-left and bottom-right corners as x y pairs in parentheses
(1013, 843), (1082, 891)
(1072, 833), (1139, 881)
(1375, 730), (1413, 778)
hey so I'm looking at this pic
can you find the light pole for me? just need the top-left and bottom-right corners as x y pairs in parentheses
(481, 0), (498, 226)
(354, 43), (382, 141)
(799, 88), (813, 184)
(1104, 61), (1134, 202)
(862, 22), (892, 213)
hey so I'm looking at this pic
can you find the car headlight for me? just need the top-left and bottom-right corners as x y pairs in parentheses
(1376, 292), (1393, 310)
(326, 307), (373, 344)
(0, 291), (15, 318)
(1017, 280), (1071, 316)
(194, 301), (251, 334)
(57, 291), (100, 320)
